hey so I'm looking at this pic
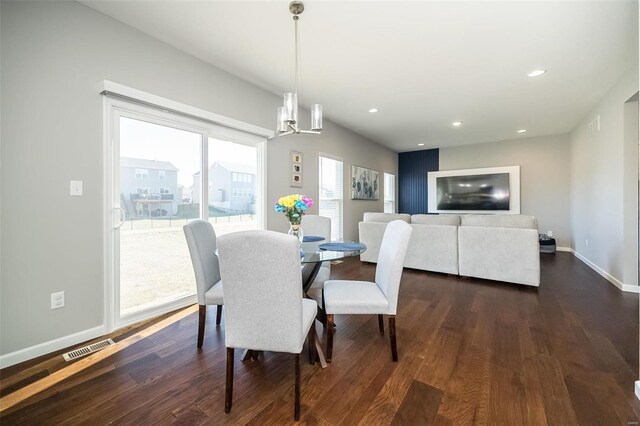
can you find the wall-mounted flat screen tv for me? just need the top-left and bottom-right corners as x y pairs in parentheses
(436, 173), (510, 211)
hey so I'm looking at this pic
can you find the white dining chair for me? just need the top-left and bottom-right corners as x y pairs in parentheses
(301, 214), (332, 293)
(183, 220), (224, 348)
(217, 230), (318, 421)
(323, 220), (413, 363)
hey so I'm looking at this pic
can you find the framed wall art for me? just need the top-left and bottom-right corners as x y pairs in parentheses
(351, 164), (379, 200)
(290, 150), (303, 187)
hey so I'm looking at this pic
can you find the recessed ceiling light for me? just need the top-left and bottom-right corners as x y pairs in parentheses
(517, 129), (527, 133)
(368, 108), (379, 113)
(452, 121), (463, 127)
(418, 143), (425, 146)
(527, 69), (546, 77)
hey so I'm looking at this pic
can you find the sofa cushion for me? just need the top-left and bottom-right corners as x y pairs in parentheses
(460, 214), (538, 229)
(411, 214), (460, 226)
(363, 212), (411, 223)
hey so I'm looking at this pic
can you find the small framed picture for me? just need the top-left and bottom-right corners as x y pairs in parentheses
(290, 150), (303, 187)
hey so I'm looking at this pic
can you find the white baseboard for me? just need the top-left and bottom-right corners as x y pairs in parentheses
(636, 381), (640, 400)
(556, 246), (573, 252)
(569, 249), (640, 294)
(0, 325), (106, 369)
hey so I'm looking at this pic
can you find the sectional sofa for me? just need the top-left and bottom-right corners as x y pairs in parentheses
(358, 212), (540, 287)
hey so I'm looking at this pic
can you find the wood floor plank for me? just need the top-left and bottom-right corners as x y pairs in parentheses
(357, 355), (424, 425)
(391, 380), (443, 425)
(435, 344), (491, 425)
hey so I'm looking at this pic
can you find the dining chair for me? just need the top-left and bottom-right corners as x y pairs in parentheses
(323, 220), (413, 363)
(183, 220), (224, 349)
(301, 214), (332, 294)
(217, 230), (318, 421)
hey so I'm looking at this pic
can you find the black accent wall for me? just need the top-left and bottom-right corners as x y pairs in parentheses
(398, 149), (439, 214)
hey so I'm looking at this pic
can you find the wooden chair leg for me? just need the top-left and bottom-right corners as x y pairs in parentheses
(294, 353), (301, 421)
(225, 347), (234, 413)
(378, 314), (385, 335)
(308, 323), (316, 365)
(197, 305), (206, 348)
(216, 305), (223, 326)
(389, 315), (398, 362)
(326, 314), (334, 362)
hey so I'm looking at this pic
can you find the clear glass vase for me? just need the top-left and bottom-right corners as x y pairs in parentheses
(288, 223), (304, 246)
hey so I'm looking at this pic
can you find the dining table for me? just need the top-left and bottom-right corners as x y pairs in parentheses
(240, 238), (367, 368)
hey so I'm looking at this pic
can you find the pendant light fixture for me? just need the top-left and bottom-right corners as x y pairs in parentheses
(277, 1), (323, 136)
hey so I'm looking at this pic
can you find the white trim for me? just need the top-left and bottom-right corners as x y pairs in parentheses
(635, 381), (640, 400)
(570, 249), (640, 293)
(0, 325), (106, 369)
(556, 246), (573, 252)
(101, 80), (274, 139)
(427, 165), (521, 214)
(116, 295), (197, 330)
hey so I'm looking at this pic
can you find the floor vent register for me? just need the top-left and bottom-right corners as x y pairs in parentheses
(62, 339), (116, 362)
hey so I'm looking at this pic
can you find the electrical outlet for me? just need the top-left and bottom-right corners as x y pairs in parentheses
(585, 239), (589, 247)
(51, 291), (65, 309)
(547, 231), (553, 237)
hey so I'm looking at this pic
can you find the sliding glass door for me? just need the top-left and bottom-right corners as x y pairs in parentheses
(106, 99), (265, 329)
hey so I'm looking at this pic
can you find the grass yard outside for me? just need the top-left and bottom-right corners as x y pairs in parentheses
(120, 215), (255, 315)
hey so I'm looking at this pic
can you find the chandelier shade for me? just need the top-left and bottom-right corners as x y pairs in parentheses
(276, 1), (322, 137)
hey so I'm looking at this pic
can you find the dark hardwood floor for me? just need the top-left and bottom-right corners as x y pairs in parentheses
(1, 252), (639, 425)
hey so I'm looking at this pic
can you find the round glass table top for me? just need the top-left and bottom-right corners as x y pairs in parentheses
(300, 240), (367, 264)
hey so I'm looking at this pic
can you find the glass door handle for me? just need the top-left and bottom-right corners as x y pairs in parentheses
(114, 207), (126, 229)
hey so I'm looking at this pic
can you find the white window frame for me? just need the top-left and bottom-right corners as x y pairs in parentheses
(103, 83), (272, 332)
(158, 170), (166, 181)
(318, 154), (344, 241)
(384, 173), (396, 214)
(159, 187), (170, 194)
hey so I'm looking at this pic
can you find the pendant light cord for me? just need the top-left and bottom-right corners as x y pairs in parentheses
(294, 15), (299, 97)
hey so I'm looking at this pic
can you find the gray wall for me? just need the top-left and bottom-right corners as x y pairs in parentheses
(0, 1), (396, 356)
(570, 68), (639, 287)
(439, 134), (572, 247)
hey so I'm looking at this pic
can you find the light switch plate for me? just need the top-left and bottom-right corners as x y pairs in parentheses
(51, 291), (65, 309)
(70, 180), (83, 196)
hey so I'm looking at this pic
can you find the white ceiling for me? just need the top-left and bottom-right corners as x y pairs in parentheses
(81, 1), (638, 152)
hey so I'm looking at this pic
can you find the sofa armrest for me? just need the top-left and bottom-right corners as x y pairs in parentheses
(458, 226), (540, 286)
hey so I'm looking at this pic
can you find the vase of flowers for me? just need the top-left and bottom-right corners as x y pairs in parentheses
(275, 194), (314, 245)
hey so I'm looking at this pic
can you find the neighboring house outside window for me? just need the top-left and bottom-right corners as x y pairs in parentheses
(121, 157), (180, 218)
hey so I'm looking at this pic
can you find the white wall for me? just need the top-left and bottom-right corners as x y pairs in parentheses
(0, 1), (396, 358)
(570, 68), (639, 288)
(439, 135), (572, 247)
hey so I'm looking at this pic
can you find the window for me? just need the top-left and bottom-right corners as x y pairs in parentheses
(135, 168), (149, 179)
(319, 155), (344, 241)
(136, 187), (149, 194)
(158, 170), (166, 180)
(384, 173), (396, 213)
(232, 172), (238, 182)
(159, 187), (170, 194)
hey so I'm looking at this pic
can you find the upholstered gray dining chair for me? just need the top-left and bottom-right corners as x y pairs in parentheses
(183, 220), (224, 348)
(217, 230), (318, 421)
(301, 214), (332, 290)
(323, 220), (413, 362)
